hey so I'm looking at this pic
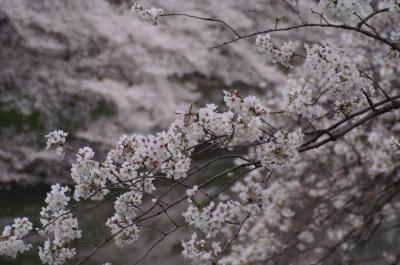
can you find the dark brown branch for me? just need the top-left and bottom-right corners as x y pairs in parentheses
(356, 8), (389, 28)
(216, 214), (250, 262)
(159, 11), (398, 51)
(359, 69), (392, 101)
(74, 237), (113, 265)
(212, 23), (399, 52)
(300, 95), (400, 150)
(160, 13), (241, 38)
(361, 88), (376, 111)
(279, 0), (305, 23)
(299, 99), (400, 152)
(133, 224), (184, 265)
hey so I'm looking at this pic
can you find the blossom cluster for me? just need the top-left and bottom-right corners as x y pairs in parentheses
(218, 178), (303, 265)
(223, 90), (267, 143)
(281, 80), (321, 119)
(304, 42), (371, 103)
(256, 129), (303, 170)
(181, 233), (221, 265)
(0, 217), (33, 258)
(106, 191), (142, 247)
(131, 4), (163, 25)
(317, 0), (368, 23)
(71, 147), (110, 201)
(180, 166), (304, 265)
(45, 130), (68, 158)
(183, 200), (247, 239)
(38, 184), (81, 265)
(255, 34), (296, 67)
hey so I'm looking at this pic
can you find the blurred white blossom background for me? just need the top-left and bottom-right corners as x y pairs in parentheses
(0, 0), (292, 184)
